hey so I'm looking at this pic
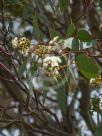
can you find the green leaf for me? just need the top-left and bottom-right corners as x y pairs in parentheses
(30, 64), (37, 77)
(72, 38), (79, 50)
(82, 40), (96, 49)
(67, 24), (75, 37)
(49, 27), (63, 38)
(59, 0), (68, 12)
(99, 0), (102, 10)
(18, 60), (27, 78)
(32, 15), (44, 40)
(76, 54), (99, 79)
(11, 4), (23, 16)
(90, 39), (97, 46)
(57, 86), (67, 113)
(23, 5), (30, 18)
(95, 123), (102, 136)
(9, 0), (19, 4)
(69, 66), (76, 82)
(77, 30), (92, 42)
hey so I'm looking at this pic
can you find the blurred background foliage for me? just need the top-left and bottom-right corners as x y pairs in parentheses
(0, 0), (102, 136)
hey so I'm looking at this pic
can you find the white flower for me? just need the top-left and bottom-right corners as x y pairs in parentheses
(49, 36), (59, 45)
(43, 56), (61, 77)
(11, 37), (19, 48)
(89, 76), (102, 88)
(43, 56), (61, 67)
(49, 37), (66, 53)
(11, 37), (30, 56)
(90, 78), (95, 84)
(19, 48), (29, 56)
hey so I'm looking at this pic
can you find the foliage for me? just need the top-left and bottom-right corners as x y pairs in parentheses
(0, 0), (102, 136)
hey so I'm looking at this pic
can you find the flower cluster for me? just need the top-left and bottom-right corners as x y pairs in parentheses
(11, 37), (64, 79)
(34, 44), (51, 57)
(43, 56), (61, 77)
(11, 37), (30, 55)
(49, 36), (66, 53)
(90, 97), (102, 113)
(11, 37), (19, 48)
(90, 75), (102, 88)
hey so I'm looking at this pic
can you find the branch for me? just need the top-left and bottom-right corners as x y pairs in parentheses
(79, 78), (96, 134)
